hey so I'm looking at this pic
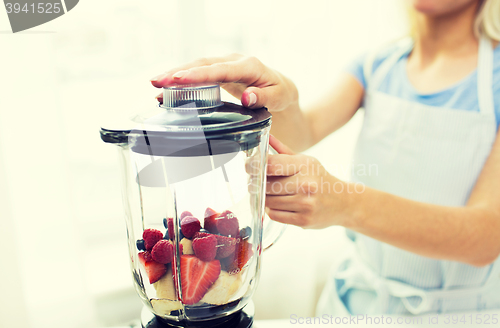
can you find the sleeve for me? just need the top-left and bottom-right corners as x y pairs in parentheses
(345, 53), (368, 89)
(493, 45), (500, 128)
(343, 43), (399, 91)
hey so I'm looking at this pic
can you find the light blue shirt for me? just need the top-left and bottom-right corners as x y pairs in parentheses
(346, 43), (500, 127)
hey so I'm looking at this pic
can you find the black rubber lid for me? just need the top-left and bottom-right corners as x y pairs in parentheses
(100, 85), (271, 156)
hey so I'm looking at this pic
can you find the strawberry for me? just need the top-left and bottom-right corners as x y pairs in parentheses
(143, 229), (164, 250)
(193, 232), (237, 259)
(138, 251), (148, 266)
(180, 255), (221, 305)
(172, 254), (180, 298)
(237, 241), (254, 270)
(216, 210), (239, 237)
(138, 252), (167, 284)
(167, 217), (175, 240)
(221, 241), (253, 274)
(204, 207), (219, 234)
(140, 250), (154, 263)
(151, 240), (174, 264)
(180, 216), (201, 239)
(192, 234), (217, 262)
(180, 211), (193, 220)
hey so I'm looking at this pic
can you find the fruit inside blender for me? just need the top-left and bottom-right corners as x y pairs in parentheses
(135, 208), (255, 317)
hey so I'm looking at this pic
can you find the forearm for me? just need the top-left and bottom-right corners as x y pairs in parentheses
(342, 183), (500, 267)
(270, 73), (364, 153)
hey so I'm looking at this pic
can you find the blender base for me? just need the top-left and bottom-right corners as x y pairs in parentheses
(141, 301), (254, 328)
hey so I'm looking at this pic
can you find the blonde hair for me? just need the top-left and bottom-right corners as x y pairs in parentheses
(408, 0), (500, 41)
(475, 0), (500, 41)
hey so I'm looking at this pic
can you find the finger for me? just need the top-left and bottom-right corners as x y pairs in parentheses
(245, 157), (261, 175)
(269, 135), (295, 155)
(266, 176), (298, 195)
(265, 194), (301, 211)
(150, 54), (242, 87)
(241, 85), (281, 109)
(267, 154), (304, 176)
(156, 92), (163, 104)
(266, 208), (298, 225)
(165, 58), (265, 86)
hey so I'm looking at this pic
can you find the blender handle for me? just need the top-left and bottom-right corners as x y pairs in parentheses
(262, 214), (287, 251)
(262, 145), (287, 251)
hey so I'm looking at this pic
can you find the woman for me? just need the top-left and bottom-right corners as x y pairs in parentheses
(151, 0), (500, 315)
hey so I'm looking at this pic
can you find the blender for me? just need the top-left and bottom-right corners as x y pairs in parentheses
(100, 84), (285, 328)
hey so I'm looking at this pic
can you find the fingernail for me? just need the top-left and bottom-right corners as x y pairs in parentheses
(150, 74), (164, 82)
(248, 93), (257, 106)
(172, 70), (189, 79)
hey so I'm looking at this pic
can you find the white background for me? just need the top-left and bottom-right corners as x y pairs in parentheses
(0, 1), (406, 327)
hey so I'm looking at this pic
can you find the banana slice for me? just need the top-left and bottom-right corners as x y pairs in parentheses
(151, 299), (182, 315)
(201, 270), (242, 305)
(180, 238), (194, 255)
(153, 267), (177, 300)
(152, 266), (182, 315)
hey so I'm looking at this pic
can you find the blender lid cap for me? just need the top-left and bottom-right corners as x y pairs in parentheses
(162, 83), (223, 110)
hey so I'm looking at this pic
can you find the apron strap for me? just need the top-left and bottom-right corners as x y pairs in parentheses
(477, 35), (495, 117)
(363, 38), (413, 92)
(365, 35), (495, 119)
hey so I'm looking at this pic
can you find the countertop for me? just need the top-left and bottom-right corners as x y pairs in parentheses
(254, 310), (500, 327)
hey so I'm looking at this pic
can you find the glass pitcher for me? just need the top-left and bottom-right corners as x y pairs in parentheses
(100, 84), (285, 327)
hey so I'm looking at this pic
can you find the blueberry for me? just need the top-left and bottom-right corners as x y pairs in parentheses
(136, 239), (146, 251)
(164, 228), (184, 240)
(163, 218), (168, 229)
(239, 227), (252, 240)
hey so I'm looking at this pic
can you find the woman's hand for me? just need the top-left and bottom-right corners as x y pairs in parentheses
(150, 54), (298, 112)
(265, 135), (351, 229)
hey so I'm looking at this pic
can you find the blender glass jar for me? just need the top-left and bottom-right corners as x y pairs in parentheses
(100, 84), (284, 325)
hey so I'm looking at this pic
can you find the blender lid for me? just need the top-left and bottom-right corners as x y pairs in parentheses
(100, 83), (272, 145)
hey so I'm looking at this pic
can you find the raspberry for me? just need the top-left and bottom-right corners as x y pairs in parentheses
(193, 232), (212, 239)
(194, 232), (237, 259)
(192, 235), (217, 262)
(151, 239), (174, 264)
(143, 228), (163, 250)
(214, 234), (237, 259)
